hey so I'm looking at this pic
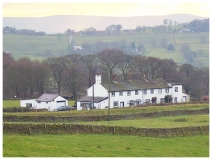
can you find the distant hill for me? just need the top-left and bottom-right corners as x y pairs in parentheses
(3, 14), (207, 34)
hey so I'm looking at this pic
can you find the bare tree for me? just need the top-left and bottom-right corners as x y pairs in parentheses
(64, 54), (86, 100)
(82, 54), (98, 87)
(117, 54), (134, 80)
(97, 49), (124, 81)
(157, 59), (177, 81)
(145, 57), (161, 79)
(45, 57), (65, 94)
(132, 55), (147, 80)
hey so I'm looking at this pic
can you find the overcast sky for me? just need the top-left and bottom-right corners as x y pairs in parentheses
(2, 0), (210, 18)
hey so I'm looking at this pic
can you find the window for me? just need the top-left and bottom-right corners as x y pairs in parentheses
(165, 88), (169, 93)
(26, 103), (32, 108)
(145, 99), (150, 103)
(150, 89), (154, 94)
(174, 97), (177, 102)
(143, 90), (147, 94)
(135, 90), (139, 95)
(160, 98), (165, 103)
(136, 99), (141, 105)
(158, 89), (162, 94)
(175, 87), (178, 92)
(111, 92), (115, 97)
(113, 101), (118, 107)
(82, 103), (91, 110)
(119, 91), (123, 96)
(129, 100), (134, 106)
(127, 91), (131, 96)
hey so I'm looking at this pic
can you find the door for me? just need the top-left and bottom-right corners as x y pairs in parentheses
(120, 102), (124, 107)
(56, 101), (66, 108)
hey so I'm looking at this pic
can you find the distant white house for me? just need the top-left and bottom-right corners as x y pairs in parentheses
(77, 74), (190, 110)
(20, 93), (68, 111)
(73, 45), (83, 50)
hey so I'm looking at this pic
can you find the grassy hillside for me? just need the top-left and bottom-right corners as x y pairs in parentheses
(3, 32), (209, 68)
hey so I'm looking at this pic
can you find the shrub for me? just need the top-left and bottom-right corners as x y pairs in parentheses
(167, 43), (174, 51)
(202, 95), (209, 101)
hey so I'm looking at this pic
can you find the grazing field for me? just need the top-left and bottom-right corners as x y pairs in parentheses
(73, 114), (209, 128)
(3, 134), (209, 157)
(5, 114), (209, 128)
(3, 32), (209, 68)
(3, 100), (21, 108)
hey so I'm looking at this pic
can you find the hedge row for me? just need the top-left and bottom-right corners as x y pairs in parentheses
(3, 123), (209, 137)
(3, 108), (209, 123)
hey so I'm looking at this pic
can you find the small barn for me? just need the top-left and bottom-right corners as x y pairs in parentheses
(20, 93), (68, 111)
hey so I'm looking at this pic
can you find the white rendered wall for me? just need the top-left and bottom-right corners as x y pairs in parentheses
(87, 83), (108, 97)
(20, 96), (67, 111)
(77, 99), (108, 110)
(20, 99), (36, 107)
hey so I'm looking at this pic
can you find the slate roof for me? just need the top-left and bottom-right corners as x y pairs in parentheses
(77, 96), (108, 103)
(36, 93), (60, 102)
(101, 78), (171, 91)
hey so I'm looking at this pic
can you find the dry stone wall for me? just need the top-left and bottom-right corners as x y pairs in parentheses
(3, 123), (209, 137)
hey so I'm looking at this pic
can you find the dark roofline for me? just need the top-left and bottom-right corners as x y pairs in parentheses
(36, 93), (60, 102)
(77, 96), (108, 103)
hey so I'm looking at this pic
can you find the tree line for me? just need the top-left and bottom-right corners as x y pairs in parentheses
(3, 49), (209, 100)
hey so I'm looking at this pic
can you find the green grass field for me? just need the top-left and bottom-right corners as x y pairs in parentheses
(3, 134), (209, 157)
(7, 114), (208, 128)
(3, 32), (209, 68)
(73, 114), (209, 128)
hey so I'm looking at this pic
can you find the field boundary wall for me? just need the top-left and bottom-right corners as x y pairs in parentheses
(3, 123), (209, 137)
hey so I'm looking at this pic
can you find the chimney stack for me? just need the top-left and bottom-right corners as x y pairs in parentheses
(95, 73), (101, 84)
(112, 74), (118, 83)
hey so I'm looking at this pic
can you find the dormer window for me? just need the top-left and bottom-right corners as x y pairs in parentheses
(175, 87), (178, 92)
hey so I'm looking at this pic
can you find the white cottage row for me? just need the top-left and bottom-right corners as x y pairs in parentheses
(20, 93), (68, 111)
(77, 74), (190, 110)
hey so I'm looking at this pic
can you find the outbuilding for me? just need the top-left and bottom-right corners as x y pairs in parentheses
(20, 93), (68, 111)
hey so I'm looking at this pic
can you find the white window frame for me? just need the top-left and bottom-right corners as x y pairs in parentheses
(113, 101), (119, 107)
(129, 100), (134, 106)
(158, 89), (162, 94)
(135, 90), (139, 95)
(174, 97), (177, 102)
(143, 90), (147, 94)
(160, 98), (165, 103)
(150, 89), (154, 94)
(145, 99), (150, 103)
(165, 88), (169, 93)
